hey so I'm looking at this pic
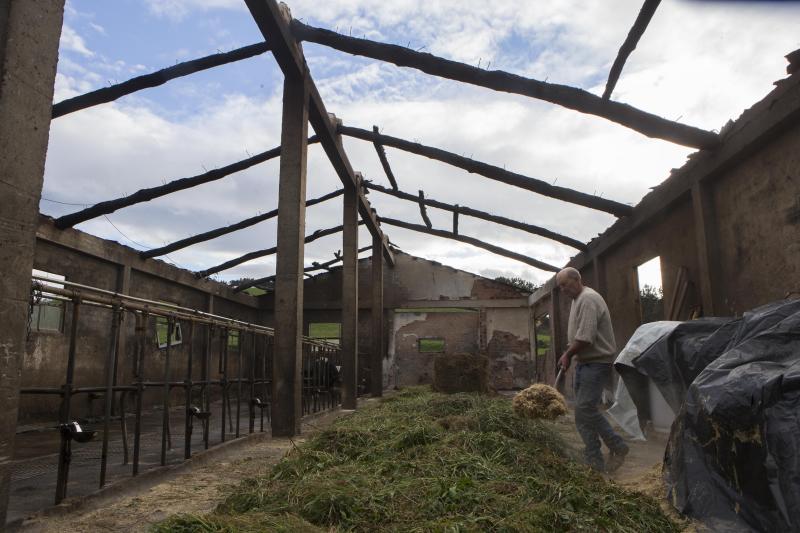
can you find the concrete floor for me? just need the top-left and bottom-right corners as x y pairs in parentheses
(7, 389), (338, 525)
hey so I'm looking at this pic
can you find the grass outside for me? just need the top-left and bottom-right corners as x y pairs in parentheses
(309, 322), (341, 339)
(153, 387), (678, 532)
(418, 338), (445, 353)
(536, 333), (551, 357)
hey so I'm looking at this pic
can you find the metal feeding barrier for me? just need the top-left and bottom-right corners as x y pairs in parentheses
(21, 276), (341, 505)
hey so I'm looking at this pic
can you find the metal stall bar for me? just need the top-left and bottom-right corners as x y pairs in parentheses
(54, 296), (81, 504)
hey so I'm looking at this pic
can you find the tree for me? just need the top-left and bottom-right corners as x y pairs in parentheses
(494, 276), (539, 294)
(639, 284), (664, 324)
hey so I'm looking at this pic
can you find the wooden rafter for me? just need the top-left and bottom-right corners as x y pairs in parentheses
(195, 221), (364, 279)
(365, 182), (587, 250)
(52, 43), (271, 119)
(379, 217), (560, 272)
(342, 125), (632, 217)
(603, 0), (662, 100)
(234, 245), (371, 293)
(290, 20), (718, 149)
(54, 137), (320, 229)
(245, 0), (394, 266)
(372, 125), (399, 190)
(140, 188), (344, 259)
(417, 190), (433, 228)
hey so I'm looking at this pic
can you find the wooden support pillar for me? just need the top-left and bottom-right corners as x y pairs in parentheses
(0, 1), (64, 523)
(550, 288), (564, 375)
(691, 181), (720, 316)
(592, 256), (607, 299)
(370, 234), (384, 397)
(271, 72), (309, 437)
(341, 179), (359, 409)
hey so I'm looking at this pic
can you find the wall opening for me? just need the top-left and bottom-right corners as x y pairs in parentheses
(418, 338), (445, 353)
(309, 322), (341, 345)
(636, 257), (664, 324)
(155, 317), (183, 348)
(30, 269), (66, 333)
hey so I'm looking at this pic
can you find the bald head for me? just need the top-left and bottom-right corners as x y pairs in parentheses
(556, 267), (583, 299)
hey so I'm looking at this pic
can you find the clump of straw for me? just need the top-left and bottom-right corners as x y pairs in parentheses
(512, 384), (568, 420)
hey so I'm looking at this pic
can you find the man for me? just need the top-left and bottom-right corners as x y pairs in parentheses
(556, 267), (628, 473)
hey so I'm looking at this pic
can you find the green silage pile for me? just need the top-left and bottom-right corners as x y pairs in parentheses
(154, 387), (677, 532)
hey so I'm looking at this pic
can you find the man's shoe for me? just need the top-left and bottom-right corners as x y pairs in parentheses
(606, 445), (629, 473)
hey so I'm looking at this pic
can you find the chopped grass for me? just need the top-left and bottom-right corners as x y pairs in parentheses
(152, 387), (678, 532)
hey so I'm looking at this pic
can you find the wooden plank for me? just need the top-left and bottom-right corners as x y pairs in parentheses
(691, 181), (719, 316)
(290, 19), (718, 149)
(372, 125), (398, 190)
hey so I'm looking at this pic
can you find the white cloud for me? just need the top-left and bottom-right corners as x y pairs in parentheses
(44, 0), (800, 286)
(60, 24), (94, 57)
(143, 0), (245, 21)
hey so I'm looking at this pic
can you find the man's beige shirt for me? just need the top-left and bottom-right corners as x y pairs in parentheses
(567, 286), (617, 364)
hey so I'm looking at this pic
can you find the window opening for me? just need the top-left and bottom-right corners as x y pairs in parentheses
(636, 256), (664, 324)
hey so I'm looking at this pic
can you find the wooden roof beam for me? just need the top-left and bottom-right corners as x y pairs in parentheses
(603, 0), (661, 100)
(365, 182), (587, 250)
(140, 188), (343, 259)
(52, 42), (271, 119)
(195, 221), (364, 279)
(244, 0), (394, 266)
(290, 19), (718, 149)
(53, 136), (320, 229)
(379, 217), (560, 273)
(341, 125), (633, 217)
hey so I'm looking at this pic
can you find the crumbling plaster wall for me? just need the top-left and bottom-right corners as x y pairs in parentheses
(390, 311), (479, 387)
(276, 251), (533, 391)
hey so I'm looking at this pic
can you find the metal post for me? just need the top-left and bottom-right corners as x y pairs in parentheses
(55, 297), (81, 503)
(100, 304), (122, 487)
(159, 317), (174, 466)
(184, 321), (194, 460)
(132, 312), (147, 475)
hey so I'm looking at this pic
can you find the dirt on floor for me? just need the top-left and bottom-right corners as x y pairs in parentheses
(15, 404), (363, 533)
(549, 411), (704, 532)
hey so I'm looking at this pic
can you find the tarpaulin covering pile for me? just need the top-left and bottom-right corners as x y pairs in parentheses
(645, 299), (800, 531)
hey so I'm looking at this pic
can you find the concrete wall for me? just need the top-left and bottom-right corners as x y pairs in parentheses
(0, 1), (66, 521)
(267, 251), (533, 391)
(20, 217), (262, 422)
(713, 124), (800, 313)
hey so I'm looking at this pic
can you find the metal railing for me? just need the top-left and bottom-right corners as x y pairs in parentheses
(19, 277), (341, 506)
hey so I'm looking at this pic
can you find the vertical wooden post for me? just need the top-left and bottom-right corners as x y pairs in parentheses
(272, 72), (309, 437)
(692, 181), (720, 316)
(0, 1), (65, 522)
(341, 178), (359, 409)
(550, 288), (564, 373)
(370, 234), (384, 397)
(592, 256), (607, 299)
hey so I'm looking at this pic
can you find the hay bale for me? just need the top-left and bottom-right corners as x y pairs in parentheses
(512, 384), (567, 420)
(432, 352), (489, 394)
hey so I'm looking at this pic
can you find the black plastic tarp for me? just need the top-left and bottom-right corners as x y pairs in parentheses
(663, 299), (800, 532)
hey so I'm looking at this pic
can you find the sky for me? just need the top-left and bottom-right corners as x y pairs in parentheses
(44, 0), (800, 288)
